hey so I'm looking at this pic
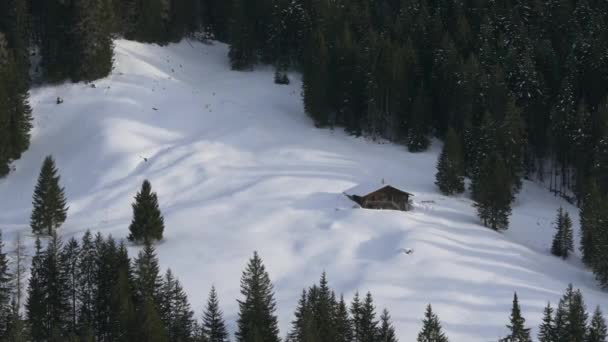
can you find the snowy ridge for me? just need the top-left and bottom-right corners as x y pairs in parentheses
(0, 39), (604, 341)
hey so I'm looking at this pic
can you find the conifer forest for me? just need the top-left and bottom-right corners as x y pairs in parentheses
(1, 0), (608, 340)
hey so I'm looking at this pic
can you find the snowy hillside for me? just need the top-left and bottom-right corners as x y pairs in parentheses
(0, 39), (605, 341)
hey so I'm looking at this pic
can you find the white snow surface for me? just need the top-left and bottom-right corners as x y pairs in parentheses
(0, 39), (605, 341)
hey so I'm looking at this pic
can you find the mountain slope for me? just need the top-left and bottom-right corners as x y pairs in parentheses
(0, 39), (604, 341)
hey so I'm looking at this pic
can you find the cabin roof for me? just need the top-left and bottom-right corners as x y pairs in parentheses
(343, 181), (413, 197)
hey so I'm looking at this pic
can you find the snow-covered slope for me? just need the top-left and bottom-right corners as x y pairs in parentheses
(0, 39), (604, 341)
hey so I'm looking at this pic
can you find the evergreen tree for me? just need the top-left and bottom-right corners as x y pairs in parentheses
(72, 0), (115, 81)
(334, 295), (353, 342)
(160, 269), (195, 342)
(580, 182), (603, 266)
(139, 295), (168, 342)
(435, 127), (465, 195)
(30, 155), (69, 235)
(131, 0), (168, 43)
(499, 99), (527, 193)
(378, 309), (398, 342)
(302, 29), (330, 127)
(109, 243), (137, 342)
(201, 286), (229, 342)
(61, 237), (80, 337)
(555, 284), (588, 342)
(26, 238), (46, 342)
(288, 290), (308, 342)
(473, 153), (514, 230)
(44, 235), (70, 340)
(500, 293), (532, 342)
(128, 179), (165, 243)
(228, 0), (256, 70)
(417, 304), (449, 342)
(77, 231), (98, 332)
(235, 251), (280, 342)
(133, 242), (163, 305)
(538, 303), (556, 342)
(0, 232), (12, 337)
(551, 207), (574, 258)
(587, 307), (607, 342)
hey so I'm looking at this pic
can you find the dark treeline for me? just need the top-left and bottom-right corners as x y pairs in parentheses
(0, 228), (604, 341)
(0, 229), (430, 342)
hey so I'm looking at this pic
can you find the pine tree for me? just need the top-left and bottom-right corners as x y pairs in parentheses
(109, 242), (136, 342)
(128, 180), (165, 243)
(359, 292), (378, 342)
(235, 251), (280, 342)
(334, 295), (353, 342)
(27, 235), (70, 341)
(435, 127), (465, 195)
(555, 285), (588, 342)
(552, 208), (574, 258)
(30, 155), (69, 235)
(160, 269), (195, 342)
(587, 306), (608, 342)
(133, 242), (163, 305)
(302, 28), (330, 127)
(417, 304), (449, 342)
(538, 303), (556, 342)
(96, 234), (119, 340)
(132, 0), (168, 43)
(26, 238), (46, 342)
(44, 235), (70, 340)
(288, 290), (308, 342)
(499, 99), (527, 193)
(201, 286), (229, 342)
(473, 153), (514, 230)
(139, 295), (169, 342)
(0, 231), (12, 337)
(73, 0), (115, 81)
(77, 230), (98, 331)
(378, 309), (398, 342)
(36, 0), (78, 82)
(580, 182), (603, 266)
(500, 293), (532, 342)
(61, 237), (80, 337)
(228, 0), (256, 70)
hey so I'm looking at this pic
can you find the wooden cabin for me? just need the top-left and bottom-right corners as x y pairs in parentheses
(344, 183), (413, 211)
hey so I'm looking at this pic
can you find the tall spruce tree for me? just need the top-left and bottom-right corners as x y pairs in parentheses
(473, 153), (514, 230)
(160, 269), (195, 342)
(551, 207), (574, 258)
(417, 304), (449, 342)
(73, 0), (115, 81)
(538, 303), (556, 342)
(435, 127), (465, 195)
(128, 179), (165, 243)
(587, 306), (608, 342)
(77, 230), (98, 332)
(235, 251), (280, 342)
(555, 284), (588, 342)
(335, 295), (353, 342)
(30, 155), (69, 235)
(500, 293), (532, 342)
(201, 286), (229, 342)
(61, 237), (79, 338)
(378, 309), (398, 342)
(580, 182), (604, 266)
(109, 242), (137, 342)
(0, 232), (12, 337)
(133, 242), (163, 305)
(26, 238), (46, 342)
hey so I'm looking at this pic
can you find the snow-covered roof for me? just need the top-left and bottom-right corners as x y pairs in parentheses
(343, 181), (412, 197)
